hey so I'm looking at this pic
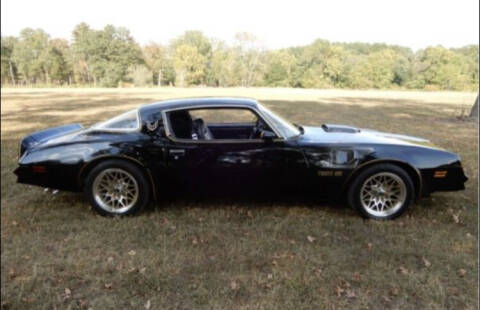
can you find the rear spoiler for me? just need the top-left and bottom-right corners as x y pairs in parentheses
(20, 123), (83, 156)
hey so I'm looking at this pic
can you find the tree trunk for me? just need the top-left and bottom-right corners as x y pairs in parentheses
(157, 70), (162, 86)
(85, 62), (91, 84)
(177, 70), (185, 87)
(470, 94), (479, 118)
(8, 60), (16, 85)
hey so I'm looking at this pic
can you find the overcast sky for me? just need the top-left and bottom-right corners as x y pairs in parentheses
(1, 0), (478, 50)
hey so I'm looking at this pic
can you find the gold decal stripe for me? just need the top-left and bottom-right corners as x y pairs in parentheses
(318, 171), (343, 177)
(318, 171), (333, 176)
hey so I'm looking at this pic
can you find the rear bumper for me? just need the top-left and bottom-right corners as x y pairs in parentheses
(14, 164), (81, 192)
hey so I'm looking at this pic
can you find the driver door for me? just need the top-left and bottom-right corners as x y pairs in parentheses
(163, 106), (307, 194)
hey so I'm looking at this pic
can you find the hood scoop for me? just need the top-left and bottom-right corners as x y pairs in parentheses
(321, 124), (360, 133)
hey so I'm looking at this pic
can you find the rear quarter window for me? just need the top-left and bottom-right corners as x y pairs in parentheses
(94, 110), (139, 130)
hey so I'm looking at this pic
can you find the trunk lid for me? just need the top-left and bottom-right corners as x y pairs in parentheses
(20, 123), (83, 156)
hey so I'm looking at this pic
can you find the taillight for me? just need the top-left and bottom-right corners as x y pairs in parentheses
(32, 166), (46, 173)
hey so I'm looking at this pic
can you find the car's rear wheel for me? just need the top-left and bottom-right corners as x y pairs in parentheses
(85, 160), (150, 216)
(348, 164), (414, 220)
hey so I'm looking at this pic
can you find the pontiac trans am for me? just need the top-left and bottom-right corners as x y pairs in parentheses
(14, 97), (468, 219)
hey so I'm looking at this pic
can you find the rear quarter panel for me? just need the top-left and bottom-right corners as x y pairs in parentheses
(16, 132), (153, 191)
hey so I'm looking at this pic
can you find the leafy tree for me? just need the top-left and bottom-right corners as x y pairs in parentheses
(297, 40), (349, 88)
(2, 25), (478, 90)
(71, 23), (97, 84)
(40, 38), (73, 84)
(453, 45), (479, 90)
(127, 64), (153, 86)
(172, 30), (212, 57)
(263, 50), (296, 87)
(101, 25), (143, 87)
(392, 52), (412, 87)
(348, 49), (399, 89)
(234, 32), (264, 87)
(12, 28), (50, 84)
(143, 43), (174, 86)
(209, 40), (240, 87)
(409, 46), (470, 90)
(1, 36), (18, 85)
(72, 23), (142, 87)
(173, 44), (206, 86)
(172, 31), (212, 85)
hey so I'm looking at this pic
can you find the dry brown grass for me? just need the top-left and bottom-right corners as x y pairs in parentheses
(1, 88), (478, 309)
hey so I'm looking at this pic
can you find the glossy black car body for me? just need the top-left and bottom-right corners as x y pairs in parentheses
(14, 97), (467, 217)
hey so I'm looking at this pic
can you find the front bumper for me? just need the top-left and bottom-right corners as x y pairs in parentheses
(421, 163), (468, 195)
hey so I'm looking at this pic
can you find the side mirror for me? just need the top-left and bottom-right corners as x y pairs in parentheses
(260, 130), (276, 142)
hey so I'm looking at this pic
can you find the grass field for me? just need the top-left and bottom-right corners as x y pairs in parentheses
(1, 87), (478, 309)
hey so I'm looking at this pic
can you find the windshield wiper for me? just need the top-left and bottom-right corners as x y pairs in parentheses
(293, 123), (305, 135)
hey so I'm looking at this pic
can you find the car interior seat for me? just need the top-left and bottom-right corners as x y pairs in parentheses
(169, 110), (193, 139)
(192, 118), (214, 140)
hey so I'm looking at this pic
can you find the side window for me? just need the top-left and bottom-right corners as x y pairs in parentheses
(189, 108), (258, 124)
(166, 107), (272, 141)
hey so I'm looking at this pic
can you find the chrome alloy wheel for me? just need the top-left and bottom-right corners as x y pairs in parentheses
(92, 168), (139, 214)
(360, 172), (407, 217)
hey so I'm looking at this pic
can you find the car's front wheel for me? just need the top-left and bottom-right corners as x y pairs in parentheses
(348, 164), (414, 220)
(85, 160), (150, 216)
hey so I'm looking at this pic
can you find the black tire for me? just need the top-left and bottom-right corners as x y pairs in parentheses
(347, 164), (414, 220)
(84, 159), (150, 216)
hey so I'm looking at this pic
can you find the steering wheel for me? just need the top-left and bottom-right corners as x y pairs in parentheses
(249, 119), (266, 139)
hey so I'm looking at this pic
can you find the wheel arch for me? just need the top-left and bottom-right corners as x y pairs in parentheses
(78, 155), (157, 201)
(342, 159), (422, 200)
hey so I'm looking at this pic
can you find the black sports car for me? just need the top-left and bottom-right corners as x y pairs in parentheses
(14, 97), (468, 219)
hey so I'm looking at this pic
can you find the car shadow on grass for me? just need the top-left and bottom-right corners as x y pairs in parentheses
(51, 188), (443, 221)
(51, 189), (354, 217)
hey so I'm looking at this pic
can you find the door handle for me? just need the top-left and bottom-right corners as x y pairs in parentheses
(169, 149), (185, 159)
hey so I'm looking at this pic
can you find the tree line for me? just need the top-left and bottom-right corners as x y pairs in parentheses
(1, 23), (478, 90)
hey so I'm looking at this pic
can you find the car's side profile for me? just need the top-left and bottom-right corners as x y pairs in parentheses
(14, 97), (468, 220)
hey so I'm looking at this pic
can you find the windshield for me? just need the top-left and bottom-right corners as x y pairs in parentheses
(258, 103), (300, 139)
(92, 109), (139, 131)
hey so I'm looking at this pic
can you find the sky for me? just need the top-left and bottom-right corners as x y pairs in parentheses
(1, 0), (478, 50)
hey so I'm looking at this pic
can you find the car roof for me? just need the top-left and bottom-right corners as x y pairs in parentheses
(139, 97), (259, 113)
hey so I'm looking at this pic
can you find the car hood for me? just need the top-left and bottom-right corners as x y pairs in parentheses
(298, 124), (441, 149)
